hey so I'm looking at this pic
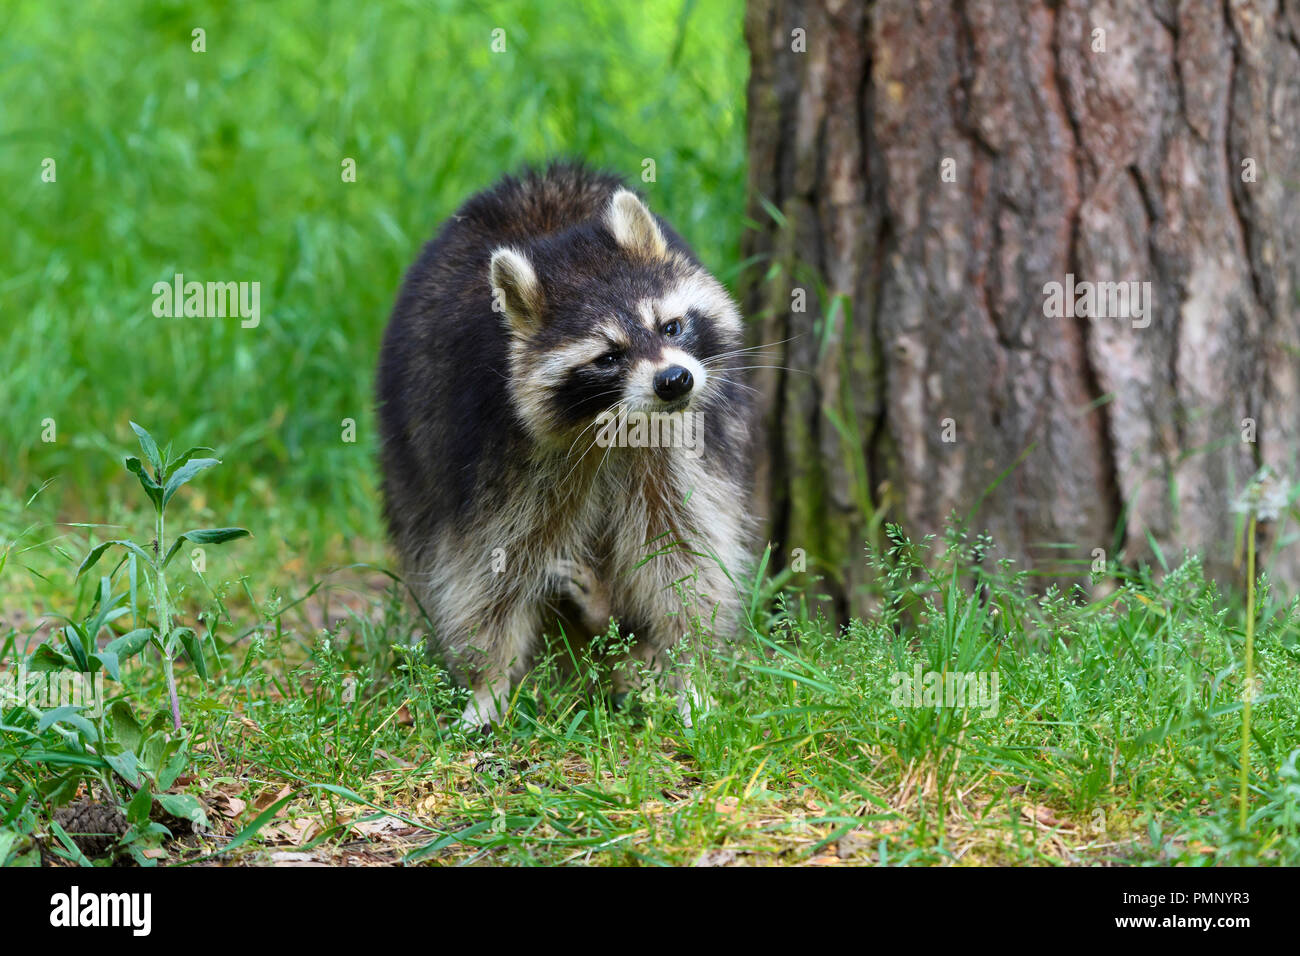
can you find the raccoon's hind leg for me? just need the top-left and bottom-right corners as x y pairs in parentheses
(458, 681), (509, 730)
(549, 558), (611, 636)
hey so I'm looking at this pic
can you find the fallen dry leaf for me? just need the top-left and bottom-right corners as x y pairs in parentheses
(212, 793), (247, 818)
(1022, 804), (1075, 830)
(353, 815), (419, 839)
(253, 784), (293, 816)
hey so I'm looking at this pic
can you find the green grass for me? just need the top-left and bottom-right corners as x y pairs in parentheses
(5, 504), (1298, 865)
(3, 0), (1299, 867)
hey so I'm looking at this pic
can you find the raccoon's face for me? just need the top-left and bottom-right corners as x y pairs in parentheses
(488, 189), (745, 448)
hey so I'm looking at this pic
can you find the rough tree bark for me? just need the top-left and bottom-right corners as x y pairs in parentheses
(742, 0), (1300, 620)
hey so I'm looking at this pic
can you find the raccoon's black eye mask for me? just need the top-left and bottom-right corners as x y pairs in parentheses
(592, 315), (684, 368)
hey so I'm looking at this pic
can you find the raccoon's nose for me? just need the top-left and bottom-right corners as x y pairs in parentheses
(653, 365), (694, 401)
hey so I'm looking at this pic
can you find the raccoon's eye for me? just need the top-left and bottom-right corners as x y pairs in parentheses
(593, 351), (622, 369)
(662, 319), (683, 337)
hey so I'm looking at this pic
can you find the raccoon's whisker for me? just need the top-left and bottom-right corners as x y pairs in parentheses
(698, 337), (802, 364)
(706, 336), (801, 357)
(557, 426), (607, 489)
(594, 432), (617, 484)
(550, 387), (628, 467)
(560, 392), (626, 460)
(699, 355), (780, 374)
(559, 428), (611, 502)
(700, 356), (804, 374)
(707, 364), (809, 375)
(704, 375), (760, 395)
(562, 419), (604, 462)
(705, 393), (746, 424)
(590, 401), (631, 488)
(554, 386), (627, 423)
(558, 399), (628, 490)
(700, 354), (795, 367)
(707, 386), (761, 408)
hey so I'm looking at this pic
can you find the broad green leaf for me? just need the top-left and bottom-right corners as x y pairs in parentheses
(110, 701), (144, 753)
(61, 625), (90, 672)
(141, 728), (178, 775)
(165, 444), (213, 473)
(129, 421), (163, 476)
(37, 706), (97, 739)
(164, 625), (195, 658)
(125, 456), (163, 507)
(163, 527), (250, 567)
(105, 749), (145, 788)
(78, 539), (155, 578)
(41, 769), (86, 805)
(86, 575), (113, 635)
(177, 629), (207, 681)
(105, 627), (153, 663)
(156, 793), (209, 830)
(97, 606), (131, 630)
(77, 541), (115, 577)
(27, 643), (74, 673)
(91, 649), (120, 682)
(127, 784), (153, 826)
(161, 457), (220, 508)
(143, 710), (171, 737)
(84, 580), (129, 653)
(158, 748), (188, 790)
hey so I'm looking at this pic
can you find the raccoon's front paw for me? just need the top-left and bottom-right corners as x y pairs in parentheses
(676, 679), (711, 729)
(452, 686), (506, 731)
(551, 558), (611, 634)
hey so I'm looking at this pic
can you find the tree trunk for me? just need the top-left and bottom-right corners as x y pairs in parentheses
(743, 0), (1300, 620)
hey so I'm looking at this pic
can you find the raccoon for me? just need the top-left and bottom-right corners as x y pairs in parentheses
(376, 162), (754, 728)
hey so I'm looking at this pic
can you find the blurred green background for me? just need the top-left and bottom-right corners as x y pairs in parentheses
(0, 0), (747, 572)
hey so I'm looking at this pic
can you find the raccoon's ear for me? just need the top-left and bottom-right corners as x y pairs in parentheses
(605, 188), (668, 260)
(489, 246), (543, 333)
